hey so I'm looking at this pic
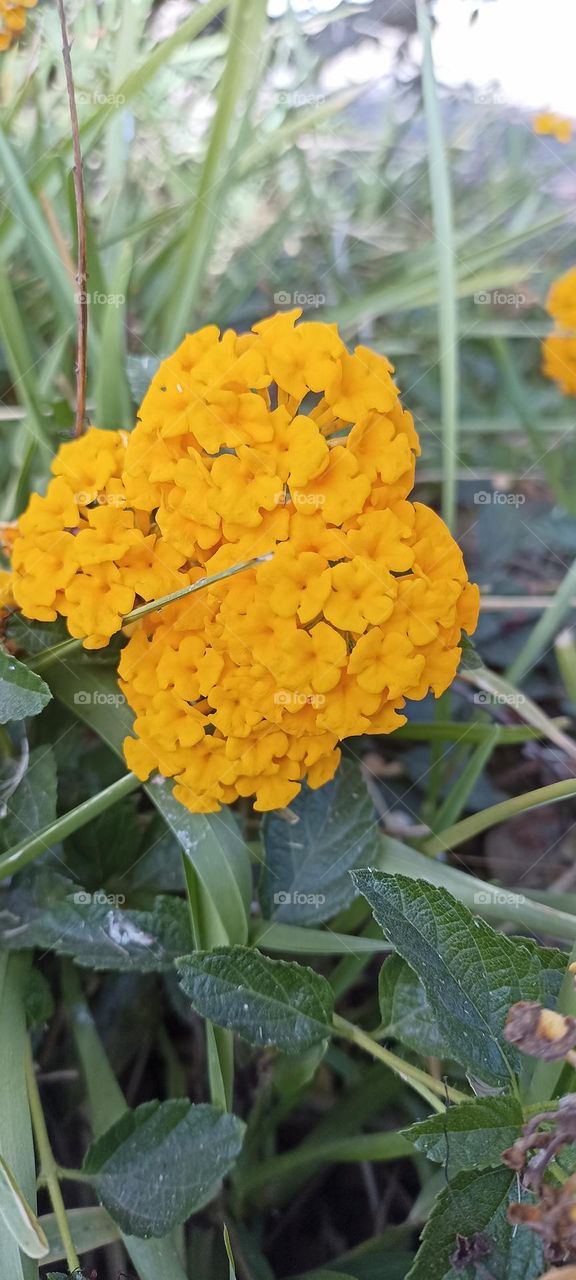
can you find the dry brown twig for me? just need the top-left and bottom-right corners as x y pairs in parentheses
(56, 0), (87, 438)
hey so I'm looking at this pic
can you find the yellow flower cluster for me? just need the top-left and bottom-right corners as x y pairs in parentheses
(0, 0), (36, 50)
(542, 266), (576, 396)
(9, 311), (479, 813)
(10, 428), (187, 649)
(533, 112), (573, 144)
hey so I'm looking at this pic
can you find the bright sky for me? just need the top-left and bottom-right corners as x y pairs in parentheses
(267, 0), (576, 116)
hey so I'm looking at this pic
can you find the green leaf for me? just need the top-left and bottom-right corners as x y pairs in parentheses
(353, 871), (547, 1086)
(0, 651), (52, 724)
(378, 955), (453, 1059)
(0, 870), (192, 971)
(406, 1168), (543, 1280)
(252, 919), (390, 956)
(262, 760), (381, 925)
(402, 1096), (523, 1176)
(177, 945), (334, 1053)
(0, 955), (37, 1280)
(83, 1100), (245, 1237)
(23, 966), (54, 1029)
(41, 1206), (119, 1263)
(416, 0), (458, 529)
(0, 746), (57, 851)
(0, 1155), (49, 1259)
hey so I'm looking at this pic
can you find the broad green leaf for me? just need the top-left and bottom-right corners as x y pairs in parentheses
(0, 1155), (48, 1259)
(0, 870), (192, 971)
(46, 662), (251, 945)
(178, 945), (334, 1053)
(406, 1168), (543, 1280)
(262, 760), (381, 925)
(353, 871), (547, 1086)
(0, 651), (52, 724)
(83, 1100), (245, 1237)
(402, 1096), (523, 1176)
(0, 746), (57, 851)
(378, 954), (453, 1060)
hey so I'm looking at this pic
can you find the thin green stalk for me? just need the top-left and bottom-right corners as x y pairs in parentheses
(333, 1014), (467, 1109)
(432, 725), (501, 832)
(24, 1039), (80, 1273)
(0, 955), (37, 1280)
(556, 628), (576, 705)
(423, 776), (576, 855)
(63, 965), (189, 1280)
(417, 0), (458, 529)
(527, 944), (576, 1104)
(0, 771), (140, 882)
(507, 555), (576, 686)
(236, 1131), (412, 1199)
(162, 0), (267, 346)
(32, 553), (269, 673)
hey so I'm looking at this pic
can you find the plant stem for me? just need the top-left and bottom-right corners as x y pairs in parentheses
(333, 1014), (467, 1109)
(31, 553), (270, 673)
(0, 770), (140, 882)
(422, 776), (576, 855)
(417, 0), (458, 530)
(56, 0), (87, 438)
(24, 1039), (81, 1272)
(527, 946), (576, 1104)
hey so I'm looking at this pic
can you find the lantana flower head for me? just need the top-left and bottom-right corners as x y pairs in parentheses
(8, 310), (479, 813)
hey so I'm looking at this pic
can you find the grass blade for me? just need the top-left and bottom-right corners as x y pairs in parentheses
(416, 0), (458, 528)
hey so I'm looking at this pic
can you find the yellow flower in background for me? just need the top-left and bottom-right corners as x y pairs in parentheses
(542, 266), (576, 396)
(542, 334), (576, 397)
(0, 0), (37, 50)
(533, 112), (573, 144)
(546, 267), (576, 331)
(9, 312), (479, 813)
